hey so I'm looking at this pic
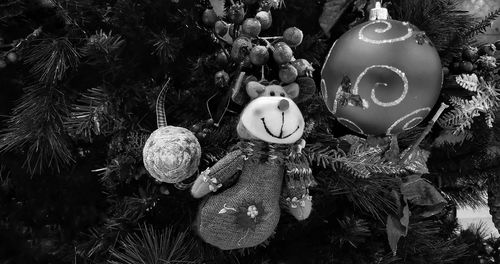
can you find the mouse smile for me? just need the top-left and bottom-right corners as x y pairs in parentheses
(260, 113), (300, 139)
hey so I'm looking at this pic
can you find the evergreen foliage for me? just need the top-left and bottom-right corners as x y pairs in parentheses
(0, 0), (499, 263)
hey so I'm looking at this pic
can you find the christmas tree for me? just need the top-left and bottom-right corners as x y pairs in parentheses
(1, 0), (500, 263)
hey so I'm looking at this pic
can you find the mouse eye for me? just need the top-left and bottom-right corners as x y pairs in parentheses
(270, 91), (275, 96)
(280, 92), (285, 97)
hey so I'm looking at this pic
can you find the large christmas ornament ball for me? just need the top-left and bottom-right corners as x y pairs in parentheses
(143, 126), (201, 183)
(321, 19), (442, 136)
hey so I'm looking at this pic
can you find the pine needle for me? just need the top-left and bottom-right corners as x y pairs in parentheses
(109, 224), (198, 264)
(151, 30), (182, 65)
(461, 8), (500, 41)
(65, 86), (115, 141)
(24, 37), (80, 85)
(0, 84), (73, 174)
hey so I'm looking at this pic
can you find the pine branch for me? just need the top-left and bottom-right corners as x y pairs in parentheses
(340, 145), (405, 177)
(0, 84), (73, 174)
(65, 87), (114, 141)
(0, 0), (23, 24)
(80, 30), (125, 66)
(305, 143), (346, 171)
(24, 38), (80, 85)
(438, 75), (500, 134)
(461, 8), (500, 40)
(109, 224), (199, 264)
(433, 129), (473, 147)
(391, 0), (473, 54)
(151, 30), (183, 65)
(323, 172), (400, 222)
(306, 143), (405, 178)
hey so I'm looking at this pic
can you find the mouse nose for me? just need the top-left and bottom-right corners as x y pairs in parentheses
(278, 99), (289, 111)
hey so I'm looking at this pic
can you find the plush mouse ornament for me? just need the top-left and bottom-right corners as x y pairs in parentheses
(191, 81), (315, 250)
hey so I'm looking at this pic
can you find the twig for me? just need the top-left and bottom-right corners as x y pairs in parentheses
(213, 29), (231, 59)
(3, 27), (43, 54)
(400, 103), (449, 163)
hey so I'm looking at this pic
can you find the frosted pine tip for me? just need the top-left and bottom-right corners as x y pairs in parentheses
(369, 1), (389, 21)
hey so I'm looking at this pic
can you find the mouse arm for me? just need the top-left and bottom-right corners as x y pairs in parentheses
(282, 156), (315, 221)
(191, 149), (244, 198)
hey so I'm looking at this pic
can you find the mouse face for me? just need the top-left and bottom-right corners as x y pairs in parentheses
(238, 96), (304, 144)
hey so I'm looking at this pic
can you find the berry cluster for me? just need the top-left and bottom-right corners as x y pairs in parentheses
(0, 37), (19, 70)
(202, 0), (314, 87)
(446, 41), (500, 79)
(190, 118), (215, 139)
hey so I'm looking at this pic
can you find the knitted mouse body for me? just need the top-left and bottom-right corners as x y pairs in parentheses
(197, 147), (284, 249)
(191, 82), (314, 250)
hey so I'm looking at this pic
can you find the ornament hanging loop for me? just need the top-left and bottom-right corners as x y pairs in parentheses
(156, 79), (171, 128)
(369, 1), (388, 21)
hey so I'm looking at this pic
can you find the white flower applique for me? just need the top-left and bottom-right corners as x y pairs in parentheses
(201, 168), (222, 192)
(286, 194), (312, 208)
(247, 205), (259, 219)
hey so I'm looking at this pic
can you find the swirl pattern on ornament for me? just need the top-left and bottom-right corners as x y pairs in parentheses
(386, 108), (430, 135)
(337, 117), (364, 135)
(320, 79), (331, 111)
(358, 20), (413, 44)
(402, 117), (423, 130)
(353, 65), (408, 107)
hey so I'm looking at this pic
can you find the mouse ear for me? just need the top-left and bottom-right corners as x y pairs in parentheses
(283, 82), (300, 99)
(246, 81), (266, 99)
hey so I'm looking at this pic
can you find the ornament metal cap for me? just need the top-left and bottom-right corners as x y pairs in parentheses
(369, 1), (388, 21)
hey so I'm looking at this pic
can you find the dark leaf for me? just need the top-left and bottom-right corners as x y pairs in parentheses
(401, 175), (447, 217)
(319, 0), (355, 37)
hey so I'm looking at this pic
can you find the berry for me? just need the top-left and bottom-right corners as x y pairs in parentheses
(292, 59), (314, 77)
(228, 4), (245, 24)
(160, 185), (170, 195)
(202, 128), (210, 133)
(249, 45), (269, 66)
(283, 27), (303, 47)
(260, 0), (279, 11)
(241, 18), (261, 38)
(255, 11), (272, 30)
(6, 52), (18, 63)
(279, 64), (298, 83)
(459, 61), (474, 73)
(214, 20), (228, 36)
(495, 40), (500, 51)
(202, 9), (218, 27)
(231, 37), (252, 61)
(478, 44), (496, 56)
(273, 42), (293, 65)
(191, 124), (201, 132)
(451, 61), (460, 72)
(462, 46), (478, 62)
(215, 50), (228, 66)
(214, 70), (230, 88)
(442, 66), (449, 76)
(0, 59), (6, 69)
(197, 132), (207, 138)
(206, 118), (215, 126)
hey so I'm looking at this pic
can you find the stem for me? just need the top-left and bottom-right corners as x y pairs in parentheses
(214, 30), (231, 59)
(400, 102), (449, 163)
(261, 36), (282, 40)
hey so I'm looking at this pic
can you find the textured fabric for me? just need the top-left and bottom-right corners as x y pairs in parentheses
(197, 158), (284, 250)
(206, 150), (244, 184)
(143, 126), (201, 183)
